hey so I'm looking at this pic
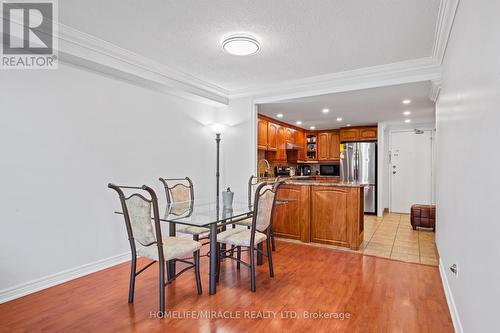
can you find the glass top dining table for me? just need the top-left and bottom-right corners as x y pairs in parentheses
(156, 198), (291, 295)
(162, 200), (253, 227)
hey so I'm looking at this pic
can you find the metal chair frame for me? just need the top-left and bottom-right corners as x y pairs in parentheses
(218, 181), (281, 292)
(108, 183), (202, 315)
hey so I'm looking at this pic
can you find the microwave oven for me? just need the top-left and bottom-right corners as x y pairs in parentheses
(320, 164), (340, 176)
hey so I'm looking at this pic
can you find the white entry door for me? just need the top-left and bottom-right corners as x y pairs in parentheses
(390, 130), (433, 213)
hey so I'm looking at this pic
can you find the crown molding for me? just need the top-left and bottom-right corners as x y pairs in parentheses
(243, 57), (441, 104)
(432, 0), (460, 64)
(51, 2), (458, 107)
(429, 79), (442, 102)
(57, 23), (229, 106)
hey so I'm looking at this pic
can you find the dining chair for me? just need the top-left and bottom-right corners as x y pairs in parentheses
(217, 181), (280, 292)
(235, 175), (277, 251)
(159, 177), (209, 241)
(108, 183), (202, 314)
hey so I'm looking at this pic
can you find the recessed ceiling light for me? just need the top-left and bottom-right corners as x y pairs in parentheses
(310, 126), (316, 130)
(322, 108), (330, 114)
(346, 124), (352, 127)
(336, 117), (343, 122)
(276, 113), (283, 118)
(296, 121), (302, 125)
(405, 119), (412, 123)
(222, 34), (260, 56)
(403, 111), (411, 116)
(402, 99), (411, 105)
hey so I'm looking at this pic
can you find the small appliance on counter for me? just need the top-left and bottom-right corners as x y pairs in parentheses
(297, 165), (312, 176)
(274, 166), (291, 176)
(320, 164), (340, 176)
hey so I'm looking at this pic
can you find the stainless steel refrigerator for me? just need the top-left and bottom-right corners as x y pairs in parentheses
(340, 142), (377, 214)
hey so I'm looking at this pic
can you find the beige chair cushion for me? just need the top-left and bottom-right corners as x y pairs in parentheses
(176, 224), (210, 236)
(235, 216), (253, 227)
(217, 229), (267, 247)
(136, 236), (201, 261)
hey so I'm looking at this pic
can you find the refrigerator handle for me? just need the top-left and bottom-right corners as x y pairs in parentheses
(354, 150), (359, 181)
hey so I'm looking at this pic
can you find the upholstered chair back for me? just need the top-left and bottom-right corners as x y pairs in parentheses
(253, 184), (276, 232)
(125, 194), (156, 246)
(159, 177), (194, 205)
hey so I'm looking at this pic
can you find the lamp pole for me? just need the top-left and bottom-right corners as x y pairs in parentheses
(215, 133), (221, 206)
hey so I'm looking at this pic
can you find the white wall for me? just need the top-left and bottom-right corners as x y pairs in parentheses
(435, 0), (500, 331)
(216, 97), (256, 200)
(0, 64), (226, 297)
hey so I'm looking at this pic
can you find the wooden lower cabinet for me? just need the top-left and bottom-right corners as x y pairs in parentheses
(273, 185), (310, 242)
(273, 183), (364, 250)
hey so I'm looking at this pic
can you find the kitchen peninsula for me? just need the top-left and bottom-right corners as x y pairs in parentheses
(273, 177), (365, 250)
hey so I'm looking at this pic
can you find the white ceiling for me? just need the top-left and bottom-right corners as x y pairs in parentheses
(258, 81), (435, 130)
(60, 0), (440, 91)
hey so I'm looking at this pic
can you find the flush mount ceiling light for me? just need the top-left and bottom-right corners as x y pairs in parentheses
(296, 121), (302, 125)
(405, 119), (412, 123)
(336, 117), (343, 122)
(403, 111), (411, 116)
(310, 126), (316, 130)
(222, 34), (260, 56)
(346, 124), (352, 127)
(322, 108), (330, 114)
(402, 99), (412, 105)
(276, 113), (284, 118)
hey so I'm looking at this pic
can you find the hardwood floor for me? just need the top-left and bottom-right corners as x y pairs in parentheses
(0, 242), (453, 333)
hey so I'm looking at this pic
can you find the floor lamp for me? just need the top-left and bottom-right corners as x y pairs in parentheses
(212, 123), (225, 205)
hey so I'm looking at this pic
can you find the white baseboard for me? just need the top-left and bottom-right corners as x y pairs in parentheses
(0, 252), (131, 304)
(439, 258), (463, 333)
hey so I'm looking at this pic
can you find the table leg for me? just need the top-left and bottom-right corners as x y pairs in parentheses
(168, 222), (176, 280)
(209, 223), (217, 295)
(257, 243), (263, 266)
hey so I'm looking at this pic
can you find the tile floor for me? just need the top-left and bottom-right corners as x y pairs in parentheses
(361, 212), (438, 265)
(278, 212), (439, 266)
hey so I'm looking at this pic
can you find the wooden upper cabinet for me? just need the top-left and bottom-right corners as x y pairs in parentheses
(296, 130), (306, 161)
(285, 127), (296, 144)
(317, 131), (340, 161)
(339, 128), (360, 142)
(359, 127), (377, 141)
(329, 131), (340, 160)
(267, 122), (278, 151)
(257, 118), (268, 150)
(317, 132), (329, 160)
(340, 126), (377, 142)
(276, 125), (287, 161)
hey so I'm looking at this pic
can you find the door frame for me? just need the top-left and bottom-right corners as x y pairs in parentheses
(388, 127), (435, 213)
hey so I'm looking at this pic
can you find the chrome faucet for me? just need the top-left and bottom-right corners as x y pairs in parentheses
(258, 159), (271, 178)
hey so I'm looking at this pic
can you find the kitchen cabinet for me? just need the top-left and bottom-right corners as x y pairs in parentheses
(273, 182), (365, 250)
(276, 125), (287, 161)
(318, 131), (340, 161)
(310, 186), (364, 249)
(305, 132), (318, 161)
(340, 126), (377, 142)
(317, 132), (329, 160)
(273, 185), (310, 242)
(257, 118), (268, 150)
(339, 128), (360, 142)
(267, 122), (278, 151)
(296, 130), (306, 161)
(285, 127), (296, 143)
(359, 127), (377, 141)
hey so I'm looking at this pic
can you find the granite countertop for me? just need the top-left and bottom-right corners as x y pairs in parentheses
(282, 179), (367, 187)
